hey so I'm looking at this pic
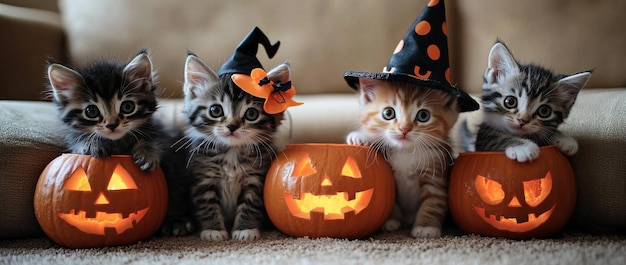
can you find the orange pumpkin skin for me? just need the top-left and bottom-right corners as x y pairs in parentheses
(449, 146), (576, 239)
(34, 154), (168, 248)
(264, 144), (395, 239)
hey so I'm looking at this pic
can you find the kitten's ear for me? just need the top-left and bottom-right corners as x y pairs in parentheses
(485, 42), (519, 84)
(357, 78), (379, 104)
(123, 52), (154, 91)
(557, 71), (592, 107)
(184, 54), (219, 99)
(47, 64), (84, 102)
(267, 61), (291, 84)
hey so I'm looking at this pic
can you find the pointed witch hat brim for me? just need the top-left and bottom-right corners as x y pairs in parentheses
(343, 0), (478, 112)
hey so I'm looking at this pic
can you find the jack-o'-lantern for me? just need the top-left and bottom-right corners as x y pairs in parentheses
(264, 144), (395, 239)
(34, 154), (168, 248)
(448, 146), (576, 239)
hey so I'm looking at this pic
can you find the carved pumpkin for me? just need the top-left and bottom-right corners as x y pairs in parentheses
(264, 144), (395, 239)
(448, 146), (576, 239)
(34, 154), (167, 248)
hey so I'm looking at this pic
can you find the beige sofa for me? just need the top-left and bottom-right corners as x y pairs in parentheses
(1, 0), (624, 239)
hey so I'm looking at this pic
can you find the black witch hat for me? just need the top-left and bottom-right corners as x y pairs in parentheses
(218, 27), (280, 76)
(343, 0), (478, 112)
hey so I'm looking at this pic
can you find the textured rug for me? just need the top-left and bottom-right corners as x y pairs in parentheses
(1, 229), (625, 265)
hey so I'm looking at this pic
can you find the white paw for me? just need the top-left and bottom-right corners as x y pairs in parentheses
(411, 226), (441, 238)
(346, 132), (366, 146)
(200, 229), (229, 241)
(505, 143), (539, 162)
(554, 136), (578, 156)
(382, 219), (401, 232)
(231, 229), (261, 241)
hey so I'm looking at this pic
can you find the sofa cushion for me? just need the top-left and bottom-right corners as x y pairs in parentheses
(58, 0), (422, 98)
(0, 101), (64, 238)
(560, 89), (626, 230)
(448, 0), (626, 93)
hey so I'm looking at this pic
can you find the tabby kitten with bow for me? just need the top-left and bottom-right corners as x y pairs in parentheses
(475, 41), (592, 162)
(180, 54), (288, 241)
(47, 50), (162, 171)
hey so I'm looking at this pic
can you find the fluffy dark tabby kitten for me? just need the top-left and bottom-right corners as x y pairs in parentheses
(179, 54), (287, 241)
(476, 42), (592, 162)
(47, 50), (162, 171)
(346, 78), (459, 238)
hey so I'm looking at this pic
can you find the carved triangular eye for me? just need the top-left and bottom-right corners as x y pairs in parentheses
(63, 166), (91, 191)
(475, 175), (504, 205)
(342, 156), (362, 178)
(523, 171), (552, 207)
(292, 154), (316, 177)
(107, 164), (138, 190)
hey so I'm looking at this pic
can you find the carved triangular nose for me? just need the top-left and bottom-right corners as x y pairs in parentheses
(508, 196), (522, 207)
(95, 192), (110, 205)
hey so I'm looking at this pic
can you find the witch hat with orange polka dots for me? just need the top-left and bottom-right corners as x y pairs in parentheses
(344, 0), (478, 112)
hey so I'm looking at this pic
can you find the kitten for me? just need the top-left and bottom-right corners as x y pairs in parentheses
(180, 54), (287, 241)
(47, 50), (162, 171)
(475, 42), (592, 162)
(346, 78), (459, 238)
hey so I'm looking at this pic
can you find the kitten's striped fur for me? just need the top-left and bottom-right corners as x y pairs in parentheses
(476, 42), (591, 162)
(346, 78), (459, 238)
(179, 54), (286, 241)
(46, 50), (162, 171)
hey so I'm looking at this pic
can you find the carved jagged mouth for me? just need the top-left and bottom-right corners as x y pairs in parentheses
(284, 189), (374, 220)
(473, 205), (555, 233)
(58, 208), (149, 235)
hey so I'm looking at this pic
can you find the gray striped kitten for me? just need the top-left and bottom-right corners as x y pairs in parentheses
(346, 78), (459, 238)
(180, 54), (286, 241)
(47, 51), (162, 171)
(476, 42), (591, 162)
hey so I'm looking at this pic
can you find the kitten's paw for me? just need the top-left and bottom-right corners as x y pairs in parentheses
(158, 217), (195, 237)
(346, 132), (366, 146)
(554, 136), (578, 156)
(505, 143), (539, 162)
(382, 219), (402, 232)
(133, 151), (160, 171)
(411, 226), (441, 238)
(231, 229), (261, 241)
(200, 229), (229, 241)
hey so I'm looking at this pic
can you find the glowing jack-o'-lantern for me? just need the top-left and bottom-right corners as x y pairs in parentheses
(448, 146), (576, 239)
(34, 154), (167, 248)
(264, 144), (395, 239)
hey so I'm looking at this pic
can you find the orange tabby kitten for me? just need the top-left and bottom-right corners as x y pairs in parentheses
(346, 78), (459, 238)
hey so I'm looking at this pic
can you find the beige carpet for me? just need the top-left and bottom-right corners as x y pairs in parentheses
(1, 229), (625, 265)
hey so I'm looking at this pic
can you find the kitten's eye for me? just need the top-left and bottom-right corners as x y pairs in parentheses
(536, 105), (552, 118)
(209, 104), (224, 118)
(244, 108), (259, 121)
(84, 105), (100, 119)
(415, 109), (431, 122)
(381, 107), (396, 120)
(120, 101), (135, 114)
(503, 96), (518, 109)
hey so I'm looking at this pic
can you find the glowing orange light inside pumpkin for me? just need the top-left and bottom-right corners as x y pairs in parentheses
(58, 163), (148, 235)
(284, 190), (374, 220)
(284, 154), (374, 220)
(473, 172), (555, 232)
(341, 156), (362, 178)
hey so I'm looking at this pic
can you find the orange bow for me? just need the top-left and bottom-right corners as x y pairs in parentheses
(231, 68), (303, 114)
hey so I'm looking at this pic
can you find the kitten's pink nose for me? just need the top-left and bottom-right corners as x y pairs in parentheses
(105, 122), (119, 131)
(517, 119), (528, 127)
(400, 128), (411, 135)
